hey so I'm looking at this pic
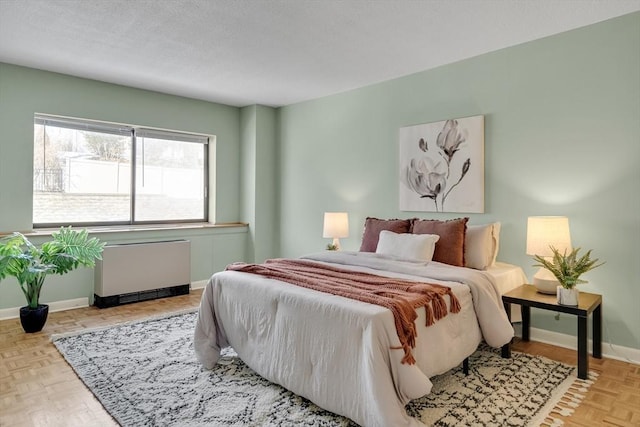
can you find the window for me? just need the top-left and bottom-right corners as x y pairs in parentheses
(33, 115), (209, 227)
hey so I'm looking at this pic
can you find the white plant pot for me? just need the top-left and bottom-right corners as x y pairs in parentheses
(557, 286), (579, 306)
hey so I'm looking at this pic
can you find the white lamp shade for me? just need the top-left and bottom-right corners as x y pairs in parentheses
(526, 216), (572, 256)
(323, 212), (349, 238)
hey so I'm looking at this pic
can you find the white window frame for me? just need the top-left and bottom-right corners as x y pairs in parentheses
(33, 114), (210, 228)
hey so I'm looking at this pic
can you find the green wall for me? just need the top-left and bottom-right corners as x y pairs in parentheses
(278, 12), (640, 350)
(1, 13), (638, 352)
(0, 63), (249, 308)
(240, 105), (279, 263)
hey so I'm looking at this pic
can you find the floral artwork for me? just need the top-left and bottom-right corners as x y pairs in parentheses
(399, 115), (484, 213)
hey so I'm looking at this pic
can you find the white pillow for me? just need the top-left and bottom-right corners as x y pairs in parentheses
(464, 222), (501, 270)
(376, 230), (440, 262)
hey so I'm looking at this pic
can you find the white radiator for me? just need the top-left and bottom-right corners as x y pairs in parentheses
(94, 240), (191, 308)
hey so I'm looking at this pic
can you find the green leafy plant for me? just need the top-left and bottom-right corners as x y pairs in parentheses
(326, 243), (338, 251)
(532, 246), (604, 289)
(0, 227), (104, 308)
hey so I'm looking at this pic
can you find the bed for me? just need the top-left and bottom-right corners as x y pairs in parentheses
(194, 218), (526, 427)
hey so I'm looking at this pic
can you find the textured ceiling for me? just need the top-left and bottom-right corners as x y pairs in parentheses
(0, 0), (639, 107)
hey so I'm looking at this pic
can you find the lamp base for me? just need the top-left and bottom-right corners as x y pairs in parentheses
(332, 238), (341, 251)
(532, 267), (560, 294)
(533, 277), (560, 294)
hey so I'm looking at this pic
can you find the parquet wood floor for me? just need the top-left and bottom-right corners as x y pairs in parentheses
(1, 289), (638, 427)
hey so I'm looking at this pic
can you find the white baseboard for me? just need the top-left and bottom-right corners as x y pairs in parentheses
(513, 323), (640, 365)
(0, 297), (89, 320)
(0, 280), (209, 320)
(1, 294), (637, 365)
(190, 280), (209, 290)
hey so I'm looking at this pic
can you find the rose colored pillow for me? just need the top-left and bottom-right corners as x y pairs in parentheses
(359, 217), (412, 252)
(410, 217), (469, 266)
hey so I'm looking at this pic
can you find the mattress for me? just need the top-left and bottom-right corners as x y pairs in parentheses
(194, 251), (515, 427)
(484, 261), (527, 322)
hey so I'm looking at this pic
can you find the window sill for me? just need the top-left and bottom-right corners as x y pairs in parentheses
(21, 222), (248, 237)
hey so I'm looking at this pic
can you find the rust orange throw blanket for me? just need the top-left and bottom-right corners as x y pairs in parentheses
(226, 259), (461, 364)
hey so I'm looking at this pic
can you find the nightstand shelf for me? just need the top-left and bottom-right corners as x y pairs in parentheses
(501, 284), (602, 379)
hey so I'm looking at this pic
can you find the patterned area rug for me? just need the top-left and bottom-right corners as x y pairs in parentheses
(53, 311), (595, 427)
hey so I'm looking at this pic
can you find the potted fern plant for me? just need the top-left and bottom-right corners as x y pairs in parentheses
(532, 246), (604, 306)
(0, 227), (104, 332)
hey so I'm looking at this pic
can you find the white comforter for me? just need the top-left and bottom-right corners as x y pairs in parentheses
(194, 252), (514, 427)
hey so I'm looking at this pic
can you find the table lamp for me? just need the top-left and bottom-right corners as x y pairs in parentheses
(323, 212), (349, 250)
(526, 216), (572, 294)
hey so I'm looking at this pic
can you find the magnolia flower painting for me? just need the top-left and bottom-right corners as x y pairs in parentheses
(399, 115), (484, 213)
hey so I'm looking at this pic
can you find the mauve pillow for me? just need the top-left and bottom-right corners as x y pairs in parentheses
(359, 217), (412, 252)
(411, 217), (469, 266)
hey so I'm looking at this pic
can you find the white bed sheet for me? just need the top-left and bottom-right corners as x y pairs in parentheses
(484, 261), (527, 322)
(194, 252), (514, 427)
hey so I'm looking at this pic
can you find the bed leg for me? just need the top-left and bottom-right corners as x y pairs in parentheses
(463, 357), (469, 376)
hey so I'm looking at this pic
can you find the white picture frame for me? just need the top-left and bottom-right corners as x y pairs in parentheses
(399, 115), (484, 213)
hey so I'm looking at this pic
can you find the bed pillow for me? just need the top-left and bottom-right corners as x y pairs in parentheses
(375, 230), (440, 262)
(359, 217), (412, 252)
(410, 217), (469, 266)
(465, 222), (501, 270)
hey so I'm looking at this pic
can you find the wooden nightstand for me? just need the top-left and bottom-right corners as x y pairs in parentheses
(501, 284), (602, 380)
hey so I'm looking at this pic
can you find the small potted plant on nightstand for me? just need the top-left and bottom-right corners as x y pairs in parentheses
(0, 227), (104, 332)
(532, 246), (604, 306)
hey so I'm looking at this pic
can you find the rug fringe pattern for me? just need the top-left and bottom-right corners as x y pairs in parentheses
(538, 371), (598, 427)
